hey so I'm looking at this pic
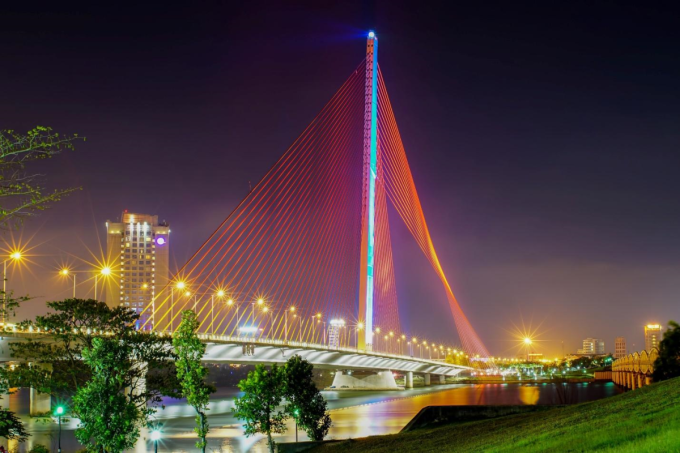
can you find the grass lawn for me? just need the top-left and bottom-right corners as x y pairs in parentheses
(311, 377), (680, 452)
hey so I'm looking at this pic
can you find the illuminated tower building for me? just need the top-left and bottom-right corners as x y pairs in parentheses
(614, 337), (626, 359)
(105, 212), (170, 329)
(644, 324), (662, 351)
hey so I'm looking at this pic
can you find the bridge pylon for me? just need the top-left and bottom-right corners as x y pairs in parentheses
(358, 31), (378, 352)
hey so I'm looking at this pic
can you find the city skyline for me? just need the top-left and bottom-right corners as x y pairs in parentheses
(2, 2), (680, 357)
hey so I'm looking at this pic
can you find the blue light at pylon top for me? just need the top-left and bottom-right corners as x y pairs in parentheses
(368, 31), (375, 39)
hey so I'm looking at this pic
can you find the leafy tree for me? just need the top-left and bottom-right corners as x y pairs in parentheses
(283, 355), (331, 441)
(7, 299), (178, 452)
(173, 310), (215, 453)
(233, 364), (287, 453)
(7, 299), (178, 399)
(0, 408), (29, 443)
(73, 337), (145, 453)
(0, 126), (83, 229)
(652, 320), (680, 382)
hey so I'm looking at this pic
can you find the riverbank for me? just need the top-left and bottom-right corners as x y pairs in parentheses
(309, 376), (680, 452)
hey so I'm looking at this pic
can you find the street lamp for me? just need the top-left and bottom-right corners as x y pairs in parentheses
(285, 306), (295, 343)
(293, 408), (300, 443)
(211, 290), (225, 335)
(375, 327), (381, 352)
(355, 322), (364, 350)
(3, 251), (21, 323)
(151, 429), (161, 453)
(59, 268), (77, 298)
(55, 405), (65, 453)
(169, 281), (187, 333)
(225, 298), (239, 337)
(94, 266), (111, 301)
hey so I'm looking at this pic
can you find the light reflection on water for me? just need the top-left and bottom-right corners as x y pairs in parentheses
(17, 382), (621, 452)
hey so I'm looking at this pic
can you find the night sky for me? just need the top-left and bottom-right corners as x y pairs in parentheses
(2, 1), (680, 358)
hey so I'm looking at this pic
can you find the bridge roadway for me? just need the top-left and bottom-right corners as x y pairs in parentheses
(196, 333), (471, 377)
(0, 330), (470, 377)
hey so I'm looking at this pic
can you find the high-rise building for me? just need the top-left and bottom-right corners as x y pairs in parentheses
(105, 212), (170, 330)
(644, 324), (662, 351)
(578, 337), (605, 356)
(614, 337), (627, 359)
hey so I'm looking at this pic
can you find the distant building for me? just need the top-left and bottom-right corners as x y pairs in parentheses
(578, 338), (605, 356)
(105, 212), (170, 330)
(644, 324), (662, 351)
(614, 337), (627, 359)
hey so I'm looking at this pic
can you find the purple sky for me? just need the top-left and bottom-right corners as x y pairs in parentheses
(2, 2), (680, 358)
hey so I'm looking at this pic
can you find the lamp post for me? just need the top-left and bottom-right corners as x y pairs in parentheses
(94, 266), (111, 301)
(389, 331), (394, 353)
(313, 313), (321, 344)
(55, 405), (65, 453)
(285, 306), (295, 343)
(171, 281), (186, 333)
(355, 322), (364, 351)
(2, 251), (21, 324)
(226, 298), (238, 337)
(151, 429), (161, 453)
(59, 268), (76, 298)
(374, 327), (381, 352)
(211, 290), (225, 335)
(294, 408), (300, 442)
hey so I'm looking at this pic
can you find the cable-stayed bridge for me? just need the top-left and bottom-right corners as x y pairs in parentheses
(137, 32), (490, 380)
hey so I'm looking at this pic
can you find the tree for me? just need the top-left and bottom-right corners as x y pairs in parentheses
(73, 337), (146, 453)
(0, 126), (83, 229)
(7, 299), (178, 399)
(233, 364), (287, 453)
(283, 355), (331, 441)
(7, 299), (178, 451)
(0, 408), (29, 443)
(652, 320), (680, 382)
(173, 310), (215, 453)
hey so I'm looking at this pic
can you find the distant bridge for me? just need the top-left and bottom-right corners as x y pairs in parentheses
(612, 349), (658, 390)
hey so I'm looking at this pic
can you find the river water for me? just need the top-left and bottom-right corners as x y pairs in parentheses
(16, 382), (622, 452)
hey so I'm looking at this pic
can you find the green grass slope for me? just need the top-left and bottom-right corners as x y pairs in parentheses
(313, 377), (680, 453)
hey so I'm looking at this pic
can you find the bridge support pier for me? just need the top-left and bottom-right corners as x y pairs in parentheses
(424, 373), (431, 386)
(405, 371), (413, 388)
(439, 375), (445, 385)
(29, 388), (51, 416)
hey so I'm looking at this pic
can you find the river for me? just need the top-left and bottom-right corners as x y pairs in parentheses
(16, 381), (622, 452)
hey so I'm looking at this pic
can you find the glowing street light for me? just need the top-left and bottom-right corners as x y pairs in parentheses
(285, 306), (295, 343)
(211, 289), (226, 335)
(2, 250), (22, 323)
(93, 265), (112, 301)
(55, 405), (65, 452)
(151, 429), (161, 453)
(59, 268), (76, 298)
(355, 322), (364, 350)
